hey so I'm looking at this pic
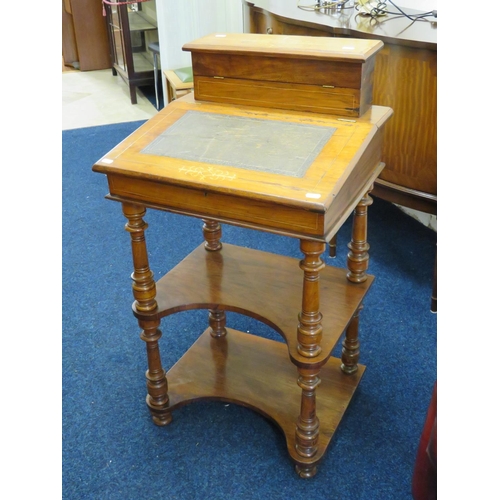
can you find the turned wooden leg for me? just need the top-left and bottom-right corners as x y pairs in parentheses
(209, 309), (227, 338)
(297, 240), (326, 358)
(342, 304), (363, 374)
(295, 365), (321, 478)
(347, 188), (373, 283)
(202, 219), (227, 337)
(202, 218), (222, 251)
(328, 233), (337, 258)
(123, 203), (171, 426)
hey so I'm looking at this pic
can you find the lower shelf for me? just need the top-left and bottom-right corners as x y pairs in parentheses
(166, 327), (365, 468)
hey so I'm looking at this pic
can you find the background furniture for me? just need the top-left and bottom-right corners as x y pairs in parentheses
(62, 0), (111, 71)
(103, 2), (159, 104)
(163, 67), (194, 104)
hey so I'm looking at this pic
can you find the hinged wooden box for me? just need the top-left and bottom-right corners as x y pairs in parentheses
(182, 33), (383, 117)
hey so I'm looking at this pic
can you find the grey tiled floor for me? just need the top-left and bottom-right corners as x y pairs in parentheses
(62, 68), (157, 130)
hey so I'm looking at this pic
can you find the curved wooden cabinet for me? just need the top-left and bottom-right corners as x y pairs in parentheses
(244, 1), (437, 214)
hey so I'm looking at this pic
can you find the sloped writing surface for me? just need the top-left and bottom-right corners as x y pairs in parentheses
(141, 110), (336, 178)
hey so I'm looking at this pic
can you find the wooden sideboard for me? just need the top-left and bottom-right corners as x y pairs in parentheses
(243, 1), (437, 215)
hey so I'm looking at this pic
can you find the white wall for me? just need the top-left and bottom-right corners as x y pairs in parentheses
(156, 0), (244, 98)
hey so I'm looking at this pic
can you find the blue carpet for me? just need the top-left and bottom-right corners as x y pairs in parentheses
(62, 120), (437, 500)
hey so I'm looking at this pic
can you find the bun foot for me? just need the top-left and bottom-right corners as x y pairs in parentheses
(152, 413), (173, 426)
(146, 396), (173, 426)
(295, 463), (318, 478)
(341, 363), (358, 375)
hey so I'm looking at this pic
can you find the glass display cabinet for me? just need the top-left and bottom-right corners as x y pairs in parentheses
(104, 1), (158, 104)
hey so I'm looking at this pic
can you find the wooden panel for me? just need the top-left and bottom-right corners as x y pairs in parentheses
(360, 55), (376, 112)
(373, 44), (437, 196)
(194, 76), (361, 117)
(69, 0), (111, 71)
(281, 22), (332, 37)
(247, 8), (284, 35)
(191, 53), (364, 88)
(183, 33), (383, 61)
(106, 175), (324, 237)
(62, 0), (78, 66)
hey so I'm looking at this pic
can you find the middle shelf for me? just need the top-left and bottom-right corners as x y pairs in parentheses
(135, 243), (373, 367)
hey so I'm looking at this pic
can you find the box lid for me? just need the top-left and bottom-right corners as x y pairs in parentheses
(183, 33), (383, 63)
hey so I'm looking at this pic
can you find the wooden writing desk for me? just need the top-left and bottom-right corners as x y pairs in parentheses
(93, 36), (392, 477)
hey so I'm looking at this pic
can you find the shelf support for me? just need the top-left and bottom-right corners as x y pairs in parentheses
(202, 218), (223, 251)
(347, 187), (373, 283)
(122, 202), (171, 426)
(295, 365), (321, 478)
(209, 309), (227, 338)
(297, 240), (326, 358)
(202, 219), (227, 338)
(341, 304), (363, 374)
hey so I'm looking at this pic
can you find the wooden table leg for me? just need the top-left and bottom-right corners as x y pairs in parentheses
(294, 239), (326, 477)
(343, 189), (373, 374)
(122, 203), (171, 426)
(208, 309), (227, 338)
(202, 218), (222, 252)
(295, 365), (321, 478)
(297, 240), (326, 358)
(202, 219), (227, 338)
(347, 188), (373, 284)
(342, 304), (362, 374)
